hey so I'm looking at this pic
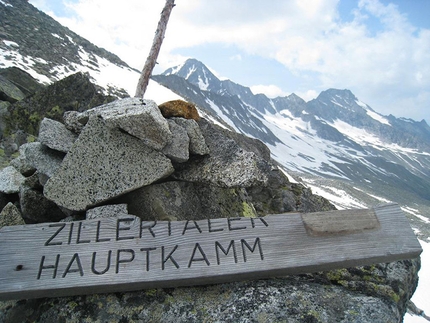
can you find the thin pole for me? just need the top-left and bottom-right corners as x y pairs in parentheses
(135, 0), (175, 98)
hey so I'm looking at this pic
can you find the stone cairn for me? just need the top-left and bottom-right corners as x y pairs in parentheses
(0, 98), (283, 225)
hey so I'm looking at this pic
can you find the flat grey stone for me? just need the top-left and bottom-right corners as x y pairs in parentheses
(162, 119), (189, 163)
(38, 118), (78, 153)
(173, 118), (209, 155)
(173, 119), (270, 188)
(0, 202), (25, 228)
(81, 98), (171, 151)
(86, 204), (129, 220)
(0, 166), (26, 194)
(44, 115), (174, 211)
(19, 142), (64, 179)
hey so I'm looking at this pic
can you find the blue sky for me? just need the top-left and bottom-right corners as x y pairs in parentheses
(29, 0), (429, 123)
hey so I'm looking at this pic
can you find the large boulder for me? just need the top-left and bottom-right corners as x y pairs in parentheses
(0, 67), (44, 97)
(44, 115), (174, 211)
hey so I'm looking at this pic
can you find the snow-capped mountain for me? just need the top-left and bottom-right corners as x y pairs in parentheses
(0, 0), (141, 97)
(153, 59), (430, 221)
(0, 0), (183, 103)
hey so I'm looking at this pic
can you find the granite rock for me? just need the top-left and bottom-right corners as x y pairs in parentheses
(173, 119), (270, 188)
(44, 116), (174, 211)
(38, 117), (78, 153)
(63, 110), (86, 133)
(0, 166), (26, 194)
(0, 202), (25, 228)
(10, 152), (36, 176)
(86, 204), (129, 220)
(162, 119), (189, 163)
(0, 74), (25, 103)
(79, 98), (172, 151)
(19, 142), (65, 179)
(173, 118), (209, 155)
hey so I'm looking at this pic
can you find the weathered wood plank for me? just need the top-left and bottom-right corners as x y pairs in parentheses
(301, 208), (381, 236)
(0, 203), (422, 300)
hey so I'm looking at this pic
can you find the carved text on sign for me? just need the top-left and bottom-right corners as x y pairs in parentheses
(0, 204), (422, 300)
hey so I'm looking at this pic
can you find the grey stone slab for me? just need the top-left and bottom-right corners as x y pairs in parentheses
(0, 166), (26, 194)
(162, 119), (189, 163)
(81, 98), (171, 151)
(86, 204), (129, 220)
(44, 115), (174, 211)
(173, 118), (209, 155)
(173, 119), (270, 188)
(19, 142), (64, 179)
(38, 118), (78, 153)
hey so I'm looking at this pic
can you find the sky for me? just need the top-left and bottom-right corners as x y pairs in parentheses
(28, 0), (430, 123)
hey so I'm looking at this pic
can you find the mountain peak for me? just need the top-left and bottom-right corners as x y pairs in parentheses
(162, 58), (220, 91)
(317, 88), (357, 102)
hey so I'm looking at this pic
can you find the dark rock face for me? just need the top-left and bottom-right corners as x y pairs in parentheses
(0, 67), (44, 97)
(0, 260), (420, 323)
(122, 181), (257, 221)
(5, 72), (117, 136)
(0, 74), (25, 103)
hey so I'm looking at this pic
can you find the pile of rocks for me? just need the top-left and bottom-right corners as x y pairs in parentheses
(0, 97), (419, 323)
(1, 97), (309, 224)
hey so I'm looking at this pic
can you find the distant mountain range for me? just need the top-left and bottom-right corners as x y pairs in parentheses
(154, 59), (430, 195)
(1, 0), (429, 238)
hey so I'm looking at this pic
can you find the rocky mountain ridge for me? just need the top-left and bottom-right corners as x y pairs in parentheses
(0, 0), (138, 97)
(153, 59), (430, 212)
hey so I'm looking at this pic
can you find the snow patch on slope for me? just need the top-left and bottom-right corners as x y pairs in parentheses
(0, 46), (52, 83)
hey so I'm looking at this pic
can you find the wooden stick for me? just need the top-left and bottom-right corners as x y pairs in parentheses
(135, 0), (175, 98)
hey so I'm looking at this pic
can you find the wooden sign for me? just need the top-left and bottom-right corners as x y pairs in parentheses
(0, 203), (422, 300)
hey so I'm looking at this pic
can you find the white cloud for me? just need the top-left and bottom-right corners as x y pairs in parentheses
(29, 0), (430, 121)
(295, 90), (319, 102)
(250, 84), (288, 98)
(229, 54), (242, 61)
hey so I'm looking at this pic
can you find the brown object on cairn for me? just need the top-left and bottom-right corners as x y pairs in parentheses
(158, 100), (200, 121)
